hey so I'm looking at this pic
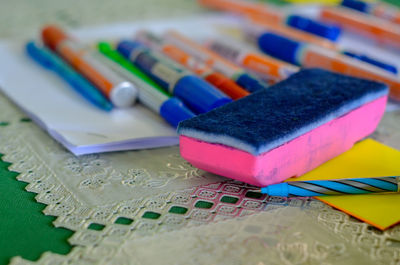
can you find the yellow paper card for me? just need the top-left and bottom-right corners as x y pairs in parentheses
(291, 139), (400, 230)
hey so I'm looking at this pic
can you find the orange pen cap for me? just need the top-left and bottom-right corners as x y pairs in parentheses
(205, 72), (250, 100)
(42, 25), (68, 51)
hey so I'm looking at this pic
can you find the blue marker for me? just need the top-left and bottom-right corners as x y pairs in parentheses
(117, 40), (232, 114)
(259, 176), (399, 197)
(254, 32), (400, 98)
(248, 23), (397, 74)
(286, 15), (342, 42)
(26, 41), (113, 111)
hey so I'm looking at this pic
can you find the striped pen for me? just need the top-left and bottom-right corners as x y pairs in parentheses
(258, 176), (399, 197)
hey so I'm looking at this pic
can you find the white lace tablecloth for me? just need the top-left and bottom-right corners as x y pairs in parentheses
(1, 1), (400, 264)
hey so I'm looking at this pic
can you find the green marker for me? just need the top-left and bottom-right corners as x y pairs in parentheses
(98, 42), (170, 96)
(97, 42), (195, 127)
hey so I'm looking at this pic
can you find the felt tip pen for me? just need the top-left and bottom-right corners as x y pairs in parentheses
(97, 42), (195, 127)
(135, 31), (250, 100)
(258, 32), (400, 101)
(25, 41), (113, 111)
(321, 7), (400, 49)
(246, 21), (398, 75)
(198, 0), (342, 41)
(41, 25), (138, 108)
(206, 38), (299, 81)
(116, 40), (232, 114)
(341, 0), (400, 25)
(164, 30), (269, 93)
(257, 176), (399, 197)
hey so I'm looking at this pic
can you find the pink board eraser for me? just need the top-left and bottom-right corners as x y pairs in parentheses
(177, 69), (388, 187)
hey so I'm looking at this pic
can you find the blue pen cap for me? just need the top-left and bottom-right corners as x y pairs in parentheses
(286, 15), (341, 42)
(173, 75), (232, 114)
(235, 73), (268, 93)
(341, 0), (370, 13)
(160, 97), (196, 128)
(117, 40), (147, 59)
(258, 33), (303, 65)
(343, 51), (398, 74)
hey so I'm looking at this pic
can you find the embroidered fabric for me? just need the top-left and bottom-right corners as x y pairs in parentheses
(2, 87), (400, 264)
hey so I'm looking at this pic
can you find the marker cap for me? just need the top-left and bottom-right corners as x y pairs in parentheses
(117, 40), (146, 59)
(42, 25), (68, 51)
(234, 73), (268, 93)
(341, 0), (369, 13)
(257, 33), (302, 65)
(160, 97), (196, 128)
(109, 81), (139, 108)
(173, 75), (232, 113)
(286, 15), (341, 42)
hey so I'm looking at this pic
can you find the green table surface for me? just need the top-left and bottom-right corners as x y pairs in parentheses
(0, 152), (73, 264)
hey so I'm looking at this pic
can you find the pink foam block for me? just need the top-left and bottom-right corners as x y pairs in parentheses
(179, 96), (387, 187)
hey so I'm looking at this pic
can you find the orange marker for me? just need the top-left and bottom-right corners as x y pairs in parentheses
(321, 7), (400, 49)
(206, 38), (299, 81)
(42, 25), (138, 107)
(198, 0), (342, 42)
(135, 31), (249, 99)
(247, 16), (338, 50)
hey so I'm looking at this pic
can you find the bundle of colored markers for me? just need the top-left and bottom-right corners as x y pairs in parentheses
(26, 0), (400, 130)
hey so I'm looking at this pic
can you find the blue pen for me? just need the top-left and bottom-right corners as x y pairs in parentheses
(258, 176), (399, 197)
(25, 41), (113, 111)
(117, 40), (232, 114)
